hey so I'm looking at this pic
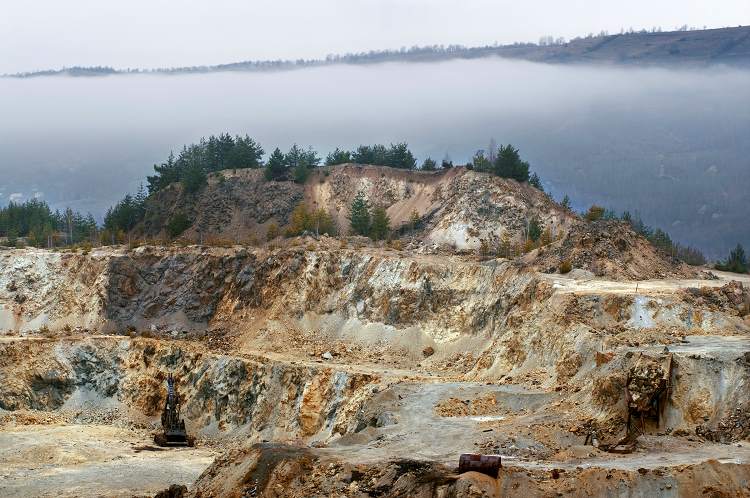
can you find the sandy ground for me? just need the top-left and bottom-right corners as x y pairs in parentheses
(324, 380), (750, 472)
(0, 424), (217, 498)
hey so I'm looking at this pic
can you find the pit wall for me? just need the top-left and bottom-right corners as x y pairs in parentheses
(0, 247), (533, 343)
(0, 337), (378, 442)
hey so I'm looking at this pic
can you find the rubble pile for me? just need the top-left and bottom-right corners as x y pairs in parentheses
(627, 355), (669, 412)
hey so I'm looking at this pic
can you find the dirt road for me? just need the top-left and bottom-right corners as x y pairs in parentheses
(540, 270), (750, 296)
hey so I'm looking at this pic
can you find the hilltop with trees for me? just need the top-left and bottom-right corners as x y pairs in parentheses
(1, 133), (729, 277)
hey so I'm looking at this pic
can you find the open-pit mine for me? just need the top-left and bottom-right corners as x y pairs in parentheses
(1, 167), (749, 497)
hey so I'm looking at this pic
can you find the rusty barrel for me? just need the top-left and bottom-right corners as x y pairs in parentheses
(458, 453), (501, 478)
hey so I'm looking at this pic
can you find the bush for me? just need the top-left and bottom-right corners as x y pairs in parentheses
(266, 222), (280, 241)
(389, 239), (403, 251)
(715, 244), (748, 274)
(560, 260), (573, 274)
(167, 212), (192, 238)
(585, 205), (605, 221)
(527, 217), (542, 242)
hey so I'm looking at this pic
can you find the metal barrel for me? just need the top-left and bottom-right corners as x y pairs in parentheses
(458, 453), (501, 478)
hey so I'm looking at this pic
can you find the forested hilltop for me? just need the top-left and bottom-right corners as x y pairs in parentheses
(8, 25), (750, 78)
(100, 135), (739, 271)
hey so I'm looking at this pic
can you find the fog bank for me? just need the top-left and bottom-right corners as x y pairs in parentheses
(0, 58), (748, 256)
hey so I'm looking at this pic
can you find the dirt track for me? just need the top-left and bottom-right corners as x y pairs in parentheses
(541, 270), (750, 296)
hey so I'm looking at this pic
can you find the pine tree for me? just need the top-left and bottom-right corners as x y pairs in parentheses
(472, 150), (492, 172)
(527, 217), (542, 242)
(494, 144), (529, 182)
(387, 143), (416, 169)
(561, 195), (571, 210)
(348, 191), (371, 236)
(325, 148), (351, 166)
(421, 157), (437, 171)
(369, 206), (390, 241)
(529, 172), (543, 191)
(717, 244), (748, 273)
(265, 148), (288, 181)
(292, 162), (310, 184)
(181, 162), (207, 193)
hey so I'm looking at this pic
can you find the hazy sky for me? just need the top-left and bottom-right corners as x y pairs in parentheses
(2, 0), (748, 73)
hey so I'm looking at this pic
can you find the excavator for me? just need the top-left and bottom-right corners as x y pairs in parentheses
(154, 373), (194, 447)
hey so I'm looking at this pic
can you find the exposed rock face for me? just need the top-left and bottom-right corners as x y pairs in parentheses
(0, 337), (376, 439)
(527, 219), (698, 279)
(141, 169), (303, 240)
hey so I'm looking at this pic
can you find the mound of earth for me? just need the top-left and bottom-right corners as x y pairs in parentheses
(526, 219), (700, 280)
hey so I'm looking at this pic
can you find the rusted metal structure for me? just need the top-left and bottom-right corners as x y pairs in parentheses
(458, 453), (501, 478)
(155, 373), (193, 447)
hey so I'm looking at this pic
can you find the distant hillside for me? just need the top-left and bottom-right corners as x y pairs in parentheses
(9, 26), (750, 78)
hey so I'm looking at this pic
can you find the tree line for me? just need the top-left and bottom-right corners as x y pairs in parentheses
(0, 199), (97, 248)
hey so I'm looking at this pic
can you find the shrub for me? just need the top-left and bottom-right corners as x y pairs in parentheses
(715, 244), (748, 274)
(585, 205), (605, 221)
(527, 217), (542, 242)
(266, 222), (280, 241)
(479, 239), (490, 257)
(560, 260), (573, 274)
(167, 212), (192, 238)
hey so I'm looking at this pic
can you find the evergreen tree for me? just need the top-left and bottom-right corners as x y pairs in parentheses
(717, 244), (748, 273)
(351, 145), (374, 164)
(369, 206), (390, 241)
(292, 162), (310, 184)
(348, 191), (371, 236)
(227, 135), (264, 169)
(529, 172), (543, 191)
(441, 154), (454, 169)
(264, 148), (288, 181)
(561, 195), (571, 210)
(494, 144), (530, 182)
(303, 146), (320, 168)
(421, 157), (437, 171)
(181, 161), (207, 193)
(386, 143), (416, 169)
(472, 150), (492, 172)
(527, 217), (542, 242)
(285, 144), (305, 169)
(325, 148), (351, 166)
